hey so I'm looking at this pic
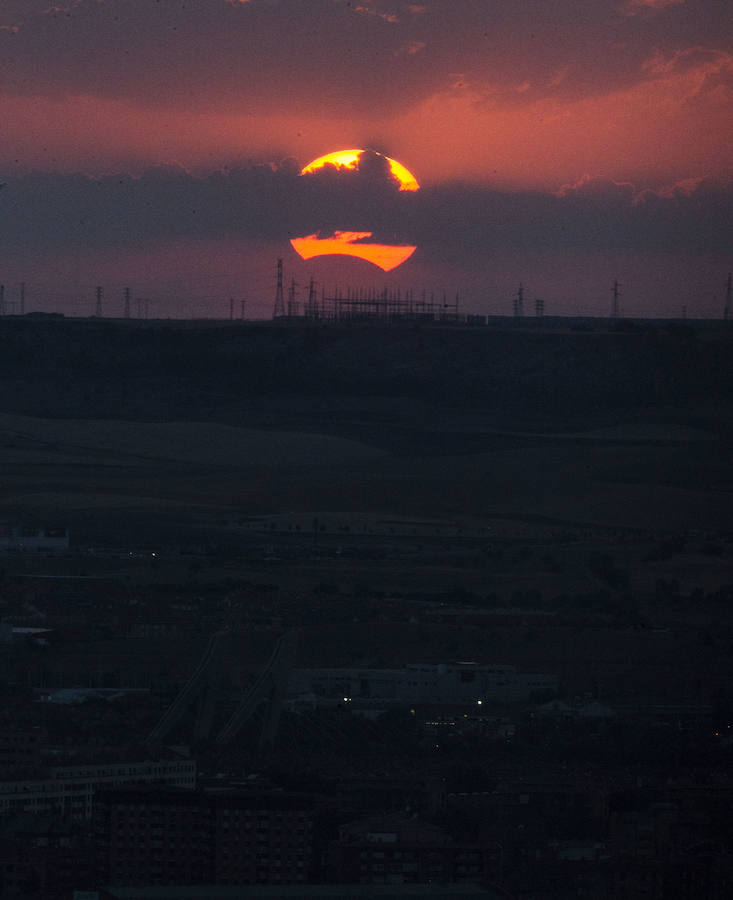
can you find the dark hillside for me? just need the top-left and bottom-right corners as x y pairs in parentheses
(2, 318), (732, 430)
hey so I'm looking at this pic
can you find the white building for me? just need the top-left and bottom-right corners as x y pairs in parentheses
(0, 759), (196, 820)
(289, 661), (555, 707)
(0, 524), (69, 552)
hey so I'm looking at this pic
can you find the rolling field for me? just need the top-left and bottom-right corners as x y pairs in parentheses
(0, 316), (730, 550)
(1, 318), (731, 705)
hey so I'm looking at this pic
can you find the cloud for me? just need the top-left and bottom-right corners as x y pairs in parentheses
(353, 4), (400, 24)
(555, 175), (637, 201)
(395, 39), (426, 57)
(2, 0), (730, 118)
(1, 164), (729, 264)
(642, 46), (728, 76)
(0, 0), (437, 117)
(624, 0), (685, 14)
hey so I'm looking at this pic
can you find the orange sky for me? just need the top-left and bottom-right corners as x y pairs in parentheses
(1, 0), (730, 188)
(0, 50), (729, 189)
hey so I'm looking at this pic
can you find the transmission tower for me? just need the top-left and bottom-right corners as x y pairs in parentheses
(724, 272), (732, 321)
(611, 279), (621, 318)
(95, 285), (103, 318)
(272, 258), (285, 318)
(513, 283), (524, 318)
(19, 282), (25, 316)
(0, 284), (4, 317)
(535, 297), (544, 318)
(123, 286), (131, 319)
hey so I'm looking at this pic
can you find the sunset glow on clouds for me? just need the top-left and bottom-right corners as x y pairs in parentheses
(0, 0), (730, 316)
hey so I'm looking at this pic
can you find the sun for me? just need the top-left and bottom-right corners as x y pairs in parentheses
(290, 148), (419, 272)
(300, 149), (420, 192)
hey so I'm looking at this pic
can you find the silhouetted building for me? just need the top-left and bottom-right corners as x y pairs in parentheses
(96, 885), (510, 899)
(0, 813), (94, 900)
(0, 728), (46, 777)
(327, 814), (500, 885)
(95, 786), (317, 887)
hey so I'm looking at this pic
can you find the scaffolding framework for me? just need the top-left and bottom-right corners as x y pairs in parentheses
(301, 287), (459, 322)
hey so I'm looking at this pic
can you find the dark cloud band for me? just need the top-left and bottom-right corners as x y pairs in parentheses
(1, 165), (729, 258)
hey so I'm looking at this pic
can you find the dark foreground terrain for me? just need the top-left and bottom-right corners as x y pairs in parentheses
(0, 314), (732, 899)
(2, 314), (733, 533)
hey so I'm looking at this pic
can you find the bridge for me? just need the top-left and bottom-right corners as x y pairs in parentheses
(147, 630), (297, 751)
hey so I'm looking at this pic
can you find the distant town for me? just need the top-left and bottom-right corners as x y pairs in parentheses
(0, 315), (731, 899)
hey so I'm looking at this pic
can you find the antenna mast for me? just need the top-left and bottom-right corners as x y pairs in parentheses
(513, 283), (524, 318)
(306, 277), (318, 318)
(611, 279), (622, 319)
(273, 258), (285, 318)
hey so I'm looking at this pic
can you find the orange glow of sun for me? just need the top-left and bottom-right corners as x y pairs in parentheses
(290, 231), (417, 272)
(290, 149), (419, 272)
(300, 149), (420, 191)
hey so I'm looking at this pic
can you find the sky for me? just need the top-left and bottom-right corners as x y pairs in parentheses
(0, 0), (731, 319)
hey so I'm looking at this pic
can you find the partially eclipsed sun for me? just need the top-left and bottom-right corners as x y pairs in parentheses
(290, 149), (419, 272)
(301, 149), (420, 192)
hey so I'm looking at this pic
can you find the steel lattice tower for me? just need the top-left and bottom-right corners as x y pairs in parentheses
(273, 258), (285, 318)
